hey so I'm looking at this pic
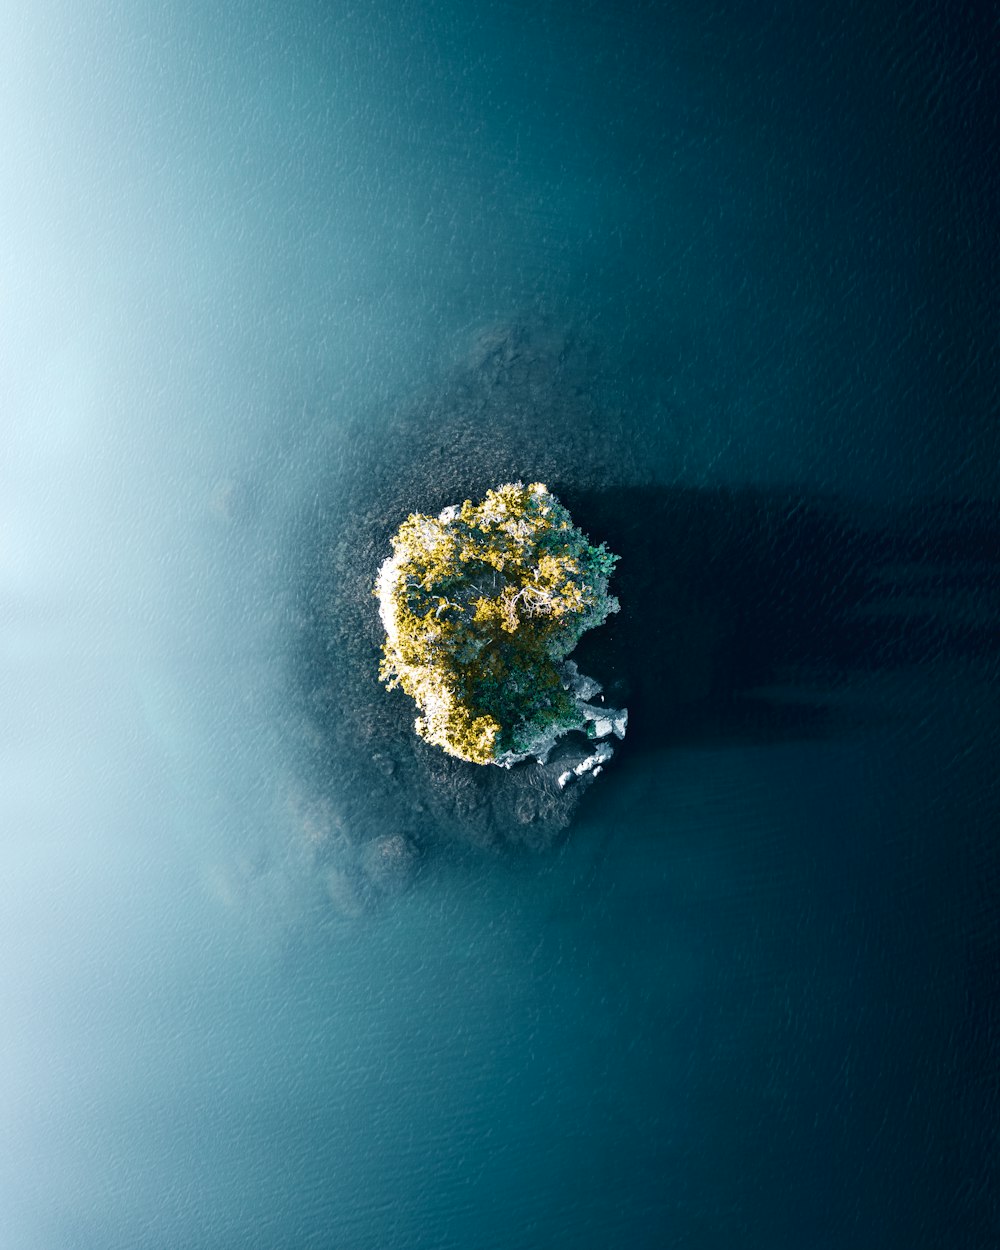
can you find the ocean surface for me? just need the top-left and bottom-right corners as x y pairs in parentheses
(2, 1), (996, 1246)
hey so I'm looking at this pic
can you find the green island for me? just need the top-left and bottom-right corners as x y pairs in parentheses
(375, 482), (625, 769)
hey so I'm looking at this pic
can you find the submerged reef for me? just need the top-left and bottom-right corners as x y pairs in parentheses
(288, 322), (638, 862)
(375, 482), (626, 770)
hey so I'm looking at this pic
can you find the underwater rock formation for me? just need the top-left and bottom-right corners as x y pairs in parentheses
(289, 323), (636, 860)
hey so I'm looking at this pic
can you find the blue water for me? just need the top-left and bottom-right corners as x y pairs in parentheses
(2, 1), (996, 1247)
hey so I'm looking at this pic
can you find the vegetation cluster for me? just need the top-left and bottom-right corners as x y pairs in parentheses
(375, 482), (620, 765)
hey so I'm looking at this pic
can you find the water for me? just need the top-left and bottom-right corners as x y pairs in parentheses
(2, 1), (996, 1246)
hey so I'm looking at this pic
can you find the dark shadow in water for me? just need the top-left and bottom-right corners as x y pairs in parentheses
(554, 485), (999, 756)
(288, 458), (998, 862)
(281, 320), (997, 858)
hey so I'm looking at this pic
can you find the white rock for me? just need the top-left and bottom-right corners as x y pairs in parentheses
(554, 739), (614, 789)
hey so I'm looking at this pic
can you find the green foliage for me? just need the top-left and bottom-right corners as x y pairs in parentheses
(375, 482), (620, 765)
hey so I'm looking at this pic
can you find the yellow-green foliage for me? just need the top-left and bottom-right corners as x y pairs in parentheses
(375, 482), (619, 765)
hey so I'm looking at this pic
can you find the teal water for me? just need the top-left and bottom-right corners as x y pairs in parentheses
(2, 1), (996, 1246)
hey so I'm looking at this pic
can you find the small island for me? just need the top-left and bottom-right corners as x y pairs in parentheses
(375, 482), (626, 778)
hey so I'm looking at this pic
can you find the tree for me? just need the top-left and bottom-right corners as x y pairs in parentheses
(375, 482), (621, 765)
